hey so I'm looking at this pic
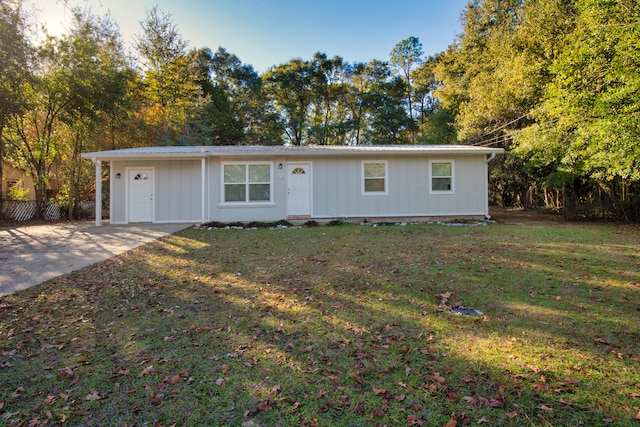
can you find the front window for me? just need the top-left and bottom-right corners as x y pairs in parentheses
(430, 160), (454, 193)
(223, 163), (272, 203)
(362, 161), (387, 195)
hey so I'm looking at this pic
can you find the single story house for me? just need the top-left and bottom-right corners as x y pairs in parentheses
(81, 145), (503, 226)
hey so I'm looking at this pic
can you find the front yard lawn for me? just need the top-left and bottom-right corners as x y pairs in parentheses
(1, 218), (639, 426)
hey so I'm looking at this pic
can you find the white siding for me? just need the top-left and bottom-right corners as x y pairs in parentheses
(206, 157), (288, 222)
(111, 160), (201, 223)
(311, 155), (488, 219)
(109, 154), (490, 224)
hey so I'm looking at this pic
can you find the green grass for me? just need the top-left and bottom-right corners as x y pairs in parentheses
(1, 219), (639, 426)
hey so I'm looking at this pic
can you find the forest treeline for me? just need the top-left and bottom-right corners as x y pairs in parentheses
(1, 0), (638, 220)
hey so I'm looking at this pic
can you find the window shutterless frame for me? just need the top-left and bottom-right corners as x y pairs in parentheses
(362, 160), (388, 195)
(221, 162), (273, 204)
(429, 160), (455, 194)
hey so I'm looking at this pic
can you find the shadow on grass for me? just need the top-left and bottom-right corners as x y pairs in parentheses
(1, 223), (638, 425)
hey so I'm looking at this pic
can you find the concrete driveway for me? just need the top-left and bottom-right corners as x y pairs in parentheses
(0, 221), (193, 296)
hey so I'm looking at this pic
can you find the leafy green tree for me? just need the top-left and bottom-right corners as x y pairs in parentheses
(390, 36), (423, 124)
(0, 0), (31, 213)
(262, 58), (316, 145)
(412, 53), (457, 144)
(185, 48), (244, 145)
(512, 0), (640, 216)
(136, 6), (199, 144)
(58, 8), (133, 218)
(308, 53), (352, 145)
(9, 35), (70, 218)
(210, 47), (276, 145)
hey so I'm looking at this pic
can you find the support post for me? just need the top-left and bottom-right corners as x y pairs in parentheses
(201, 157), (206, 224)
(93, 157), (102, 226)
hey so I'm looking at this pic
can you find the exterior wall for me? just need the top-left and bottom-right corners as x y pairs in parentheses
(108, 154), (490, 224)
(110, 159), (202, 223)
(309, 155), (489, 219)
(206, 156), (288, 222)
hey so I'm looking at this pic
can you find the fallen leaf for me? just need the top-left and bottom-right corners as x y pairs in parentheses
(506, 410), (518, 419)
(166, 374), (181, 385)
(488, 398), (505, 408)
(289, 401), (300, 413)
(443, 418), (456, 427)
(538, 404), (553, 412)
(138, 365), (155, 378)
(84, 391), (101, 401)
(114, 367), (130, 376)
(603, 415), (619, 423)
(43, 395), (56, 405)
(477, 417), (489, 424)
(407, 414), (423, 425)
(528, 365), (541, 374)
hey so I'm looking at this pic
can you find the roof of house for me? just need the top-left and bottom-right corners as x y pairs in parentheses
(82, 144), (504, 161)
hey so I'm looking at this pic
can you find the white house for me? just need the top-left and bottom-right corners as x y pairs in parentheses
(81, 145), (503, 226)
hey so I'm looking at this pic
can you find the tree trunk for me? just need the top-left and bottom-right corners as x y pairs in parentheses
(0, 122), (4, 218)
(68, 130), (81, 220)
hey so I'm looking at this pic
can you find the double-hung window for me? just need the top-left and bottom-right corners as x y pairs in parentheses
(429, 160), (454, 193)
(362, 161), (388, 195)
(223, 163), (272, 203)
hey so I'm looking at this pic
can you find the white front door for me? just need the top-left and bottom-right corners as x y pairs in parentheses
(128, 168), (154, 222)
(287, 163), (311, 217)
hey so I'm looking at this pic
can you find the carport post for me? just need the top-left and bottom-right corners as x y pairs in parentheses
(93, 157), (102, 226)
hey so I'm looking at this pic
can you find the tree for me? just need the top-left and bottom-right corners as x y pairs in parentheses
(390, 36), (423, 141)
(135, 6), (199, 144)
(10, 35), (70, 218)
(58, 8), (133, 218)
(0, 0), (31, 214)
(412, 53), (457, 144)
(512, 0), (640, 217)
(262, 58), (316, 145)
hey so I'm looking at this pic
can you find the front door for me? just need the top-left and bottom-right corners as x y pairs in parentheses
(287, 163), (311, 217)
(128, 168), (154, 222)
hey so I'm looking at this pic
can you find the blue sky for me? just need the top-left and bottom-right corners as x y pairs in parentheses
(36, 0), (470, 73)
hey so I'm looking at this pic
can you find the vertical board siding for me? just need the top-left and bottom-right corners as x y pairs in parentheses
(111, 160), (201, 223)
(207, 158), (287, 223)
(312, 155), (488, 218)
(111, 154), (489, 224)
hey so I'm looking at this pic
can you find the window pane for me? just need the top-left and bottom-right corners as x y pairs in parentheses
(249, 164), (270, 182)
(365, 178), (385, 192)
(364, 162), (385, 178)
(225, 184), (246, 202)
(249, 184), (270, 201)
(432, 177), (452, 191)
(224, 165), (246, 183)
(432, 162), (452, 177)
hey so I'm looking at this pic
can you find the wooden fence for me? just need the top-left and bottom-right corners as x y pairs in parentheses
(0, 201), (95, 221)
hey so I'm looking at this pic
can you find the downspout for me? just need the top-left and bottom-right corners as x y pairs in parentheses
(484, 153), (497, 219)
(92, 157), (102, 226)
